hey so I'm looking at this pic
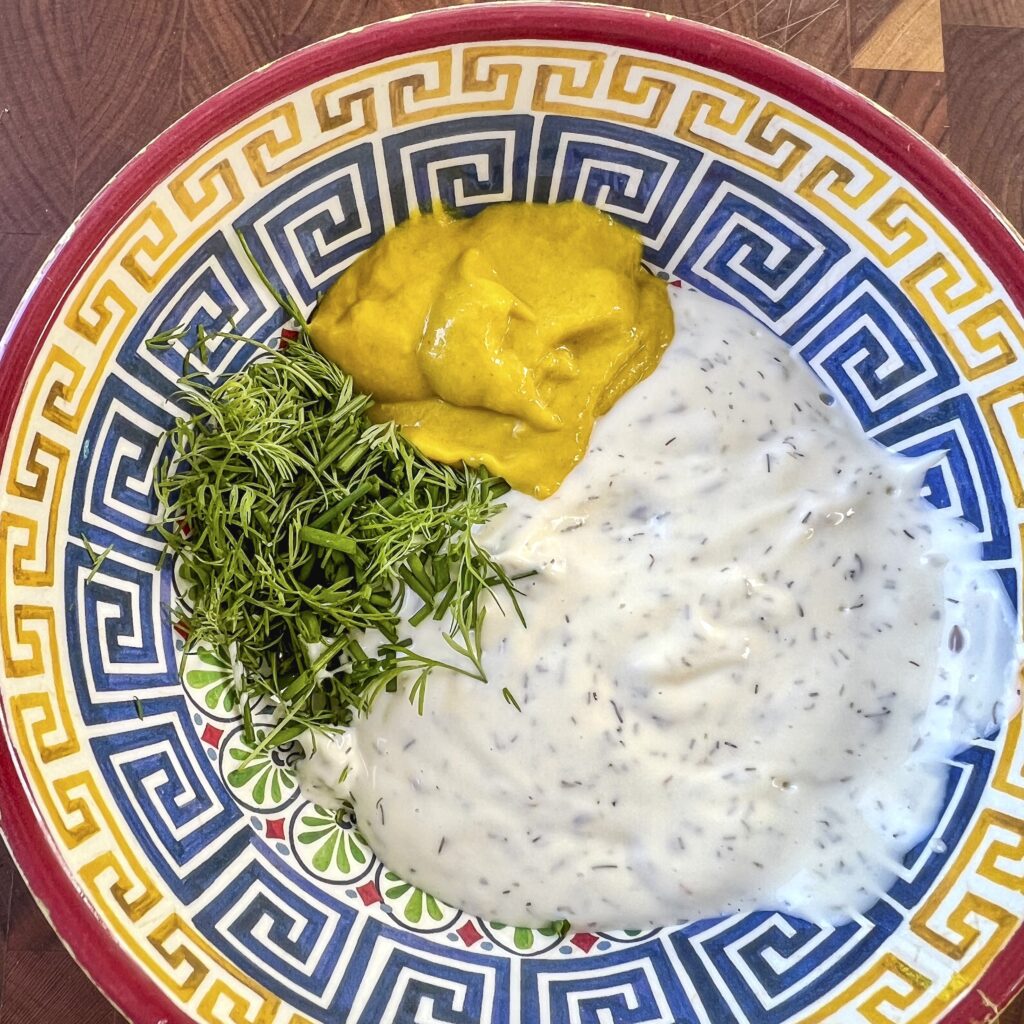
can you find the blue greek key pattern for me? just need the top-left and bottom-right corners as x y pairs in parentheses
(521, 941), (697, 1023)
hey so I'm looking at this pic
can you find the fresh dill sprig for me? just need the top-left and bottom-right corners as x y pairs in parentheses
(82, 534), (114, 583)
(149, 324), (525, 751)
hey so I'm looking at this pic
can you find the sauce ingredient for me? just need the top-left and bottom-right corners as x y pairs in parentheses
(300, 287), (1019, 929)
(149, 327), (521, 749)
(309, 202), (674, 498)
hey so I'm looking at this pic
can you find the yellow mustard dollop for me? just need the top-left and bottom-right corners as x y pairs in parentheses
(309, 202), (673, 498)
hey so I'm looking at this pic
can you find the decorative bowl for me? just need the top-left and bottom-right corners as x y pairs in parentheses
(2, 4), (1024, 1022)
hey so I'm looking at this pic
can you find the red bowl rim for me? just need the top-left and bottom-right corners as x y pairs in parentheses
(1, 4), (1023, 1022)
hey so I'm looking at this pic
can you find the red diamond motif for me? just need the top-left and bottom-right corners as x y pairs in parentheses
(201, 724), (223, 747)
(280, 327), (299, 351)
(456, 920), (482, 947)
(669, 279), (682, 289)
(356, 881), (382, 906)
(570, 932), (599, 953)
(266, 818), (285, 841)
(173, 621), (190, 640)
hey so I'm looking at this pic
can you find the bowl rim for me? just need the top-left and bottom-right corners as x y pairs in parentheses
(2, 4), (1023, 1021)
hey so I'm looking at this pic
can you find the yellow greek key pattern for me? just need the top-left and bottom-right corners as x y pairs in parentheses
(994, 700), (1024, 801)
(796, 954), (931, 1024)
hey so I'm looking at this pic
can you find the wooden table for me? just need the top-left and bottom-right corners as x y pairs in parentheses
(2, 0), (1023, 1020)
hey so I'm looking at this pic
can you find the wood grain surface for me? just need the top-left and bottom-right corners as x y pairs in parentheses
(1, 0), (1023, 1021)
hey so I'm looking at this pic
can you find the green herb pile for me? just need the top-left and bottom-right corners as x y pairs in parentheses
(149, 321), (524, 751)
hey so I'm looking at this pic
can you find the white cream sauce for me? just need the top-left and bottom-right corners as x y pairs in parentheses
(299, 287), (1019, 930)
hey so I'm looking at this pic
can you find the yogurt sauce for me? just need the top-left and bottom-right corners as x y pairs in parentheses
(299, 287), (1019, 930)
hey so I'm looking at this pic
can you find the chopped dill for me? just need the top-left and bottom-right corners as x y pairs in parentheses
(82, 534), (114, 583)
(502, 687), (522, 711)
(148, 319), (526, 752)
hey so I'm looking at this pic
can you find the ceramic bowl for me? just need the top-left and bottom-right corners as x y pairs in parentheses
(2, 4), (1024, 1022)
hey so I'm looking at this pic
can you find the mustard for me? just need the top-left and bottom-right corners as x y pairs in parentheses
(309, 202), (673, 498)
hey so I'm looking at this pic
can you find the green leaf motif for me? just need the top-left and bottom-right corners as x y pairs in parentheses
(183, 648), (238, 714)
(222, 729), (298, 811)
(485, 919), (563, 953)
(312, 832), (340, 873)
(383, 870), (448, 926)
(295, 806), (371, 882)
(226, 762), (264, 788)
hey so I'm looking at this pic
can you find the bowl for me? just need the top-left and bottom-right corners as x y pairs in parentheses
(2, 4), (1024, 1022)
